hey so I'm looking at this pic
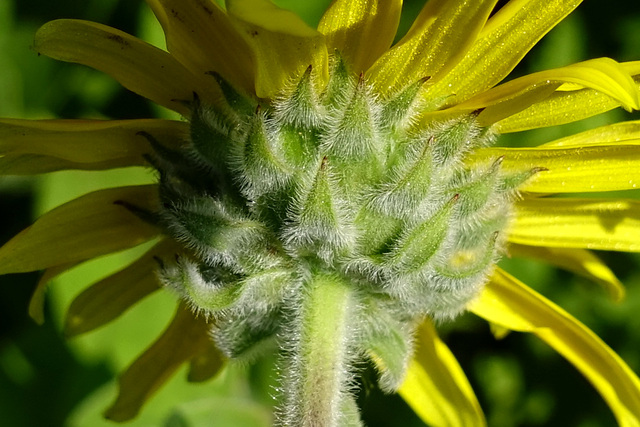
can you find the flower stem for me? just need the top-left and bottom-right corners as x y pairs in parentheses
(280, 272), (359, 427)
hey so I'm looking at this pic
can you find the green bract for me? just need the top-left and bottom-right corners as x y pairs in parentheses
(146, 54), (536, 425)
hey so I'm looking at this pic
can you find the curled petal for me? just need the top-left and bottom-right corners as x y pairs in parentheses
(399, 319), (486, 427)
(459, 58), (640, 125)
(495, 62), (640, 133)
(226, 0), (329, 98)
(510, 198), (640, 252)
(104, 303), (214, 422)
(35, 19), (217, 113)
(0, 185), (159, 275)
(470, 269), (640, 427)
(318, 0), (402, 74)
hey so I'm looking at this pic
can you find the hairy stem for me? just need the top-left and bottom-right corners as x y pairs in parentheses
(280, 272), (359, 427)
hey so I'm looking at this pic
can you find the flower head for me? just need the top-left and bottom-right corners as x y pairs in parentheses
(2, 0), (640, 426)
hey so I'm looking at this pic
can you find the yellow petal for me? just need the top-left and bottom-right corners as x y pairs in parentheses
(226, 0), (329, 98)
(0, 154), (134, 175)
(469, 144), (640, 193)
(369, 0), (498, 97)
(542, 120), (640, 147)
(459, 58), (640, 125)
(34, 20), (216, 114)
(317, 0), (401, 74)
(469, 268), (640, 427)
(0, 185), (159, 275)
(104, 303), (213, 422)
(145, 0), (255, 96)
(623, 61), (640, 73)
(508, 244), (625, 301)
(424, 0), (582, 107)
(0, 119), (188, 174)
(496, 66), (640, 133)
(398, 319), (486, 427)
(187, 343), (225, 383)
(29, 262), (78, 325)
(63, 239), (182, 338)
(509, 198), (640, 252)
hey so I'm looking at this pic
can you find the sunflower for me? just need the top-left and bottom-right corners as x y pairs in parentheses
(2, 0), (640, 426)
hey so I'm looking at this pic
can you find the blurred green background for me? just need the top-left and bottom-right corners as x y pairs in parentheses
(1, 0), (640, 426)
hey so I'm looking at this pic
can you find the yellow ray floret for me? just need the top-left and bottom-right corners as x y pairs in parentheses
(368, 0), (498, 96)
(471, 144), (640, 193)
(0, 185), (159, 275)
(64, 239), (183, 338)
(104, 303), (220, 422)
(425, 0), (582, 107)
(226, 0), (328, 98)
(0, 119), (187, 174)
(34, 20), (219, 113)
(495, 62), (640, 133)
(470, 269), (640, 427)
(510, 199), (640, 251)
(318, 0), (401, 75)
(508, 244), (625, 302)
(145, 0), (256, 98)
(398, 319), (486, 427)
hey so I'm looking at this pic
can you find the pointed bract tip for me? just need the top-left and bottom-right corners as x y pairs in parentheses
(192, 91), (201, 105)
(205, 71), (227, 88)
(153, 255), (165, 268)
(320, 155), (328, 170)
(170, 96), (195, 108)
